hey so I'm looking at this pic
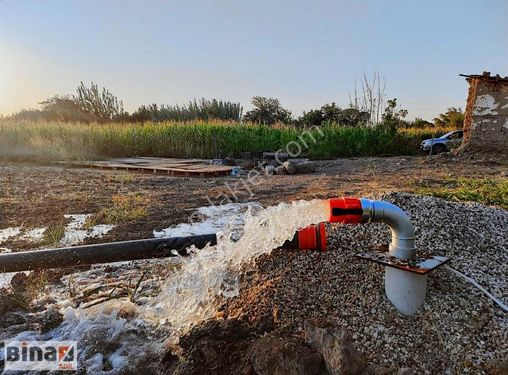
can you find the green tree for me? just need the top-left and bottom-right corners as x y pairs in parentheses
(39, 95), (94, 122)
(243, 97), (293, 125)
(299, 102), (369, 126)
(433, 107), (464, 128)
(75, 82), (126, 122)
(382, 98), (409, 128)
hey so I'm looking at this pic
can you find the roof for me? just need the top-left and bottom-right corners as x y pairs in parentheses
(460, 71), (508, 84)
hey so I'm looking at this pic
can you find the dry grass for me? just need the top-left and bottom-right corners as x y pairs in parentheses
(86, 192), (149, 226)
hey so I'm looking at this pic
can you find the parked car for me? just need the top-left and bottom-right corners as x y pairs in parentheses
(420, 130), (463, 154)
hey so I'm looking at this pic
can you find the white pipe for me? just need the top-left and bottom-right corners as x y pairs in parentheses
(360, 199), (416, 260)
(359, 199), (426, 315)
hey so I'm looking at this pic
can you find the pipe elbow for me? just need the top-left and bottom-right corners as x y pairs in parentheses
(360, 199), (416, 260)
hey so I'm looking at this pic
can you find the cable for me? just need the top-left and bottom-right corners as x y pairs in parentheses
(445, 265), (508, 313)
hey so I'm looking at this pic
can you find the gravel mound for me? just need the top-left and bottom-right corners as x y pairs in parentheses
(223, 193), (508, 374)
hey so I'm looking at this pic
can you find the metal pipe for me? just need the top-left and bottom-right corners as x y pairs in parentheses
(328, 197), (416, 260)
(359, 199), (416, 260)
(328, 197), (425, 315)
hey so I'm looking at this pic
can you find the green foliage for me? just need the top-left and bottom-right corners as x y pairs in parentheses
(0, 120), (458, 161)
(298, 103), (369, 127)
(39, 95), (94, 122)
(75, 82), (127, 122)
(408, 117), (433, 128)
(243, 97), (293, 125)
(433, 107), (464, 128)
(9, 83), (126, 123)
(412, 177), (508, 208)
(131, 99), (242, 122)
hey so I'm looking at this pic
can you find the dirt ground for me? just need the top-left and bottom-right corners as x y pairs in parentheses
(1, 155), (506, 250)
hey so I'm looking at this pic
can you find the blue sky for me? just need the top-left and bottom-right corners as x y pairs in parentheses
(1, 0), (507, 120)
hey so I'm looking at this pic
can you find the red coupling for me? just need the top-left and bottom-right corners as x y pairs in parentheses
(281, 223), (327, 251)
(297, 222), (327, 251)
(328, 198), (363, 224)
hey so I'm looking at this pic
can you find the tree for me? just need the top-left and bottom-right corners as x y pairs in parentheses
(39, 95), (94, 122)
(382, 98), (409, 128)
(349, 71), (386, 126)
(337, 108), (370, 126)
(299, 109), (324, 126)
(409, 117), (433, 128)
(433, 107), (464, 128)
(75, 82), (126, 122)
(243, 97), (293, 125)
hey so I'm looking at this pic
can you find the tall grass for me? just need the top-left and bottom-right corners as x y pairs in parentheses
(0, 120), (458, 161)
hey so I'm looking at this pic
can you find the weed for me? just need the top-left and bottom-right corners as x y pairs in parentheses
(89, 192), (149, 225)
(412, 177), (508, 208)
(42, 224), (66, 246)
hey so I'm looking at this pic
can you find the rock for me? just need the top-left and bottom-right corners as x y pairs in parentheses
(283, 161), (297, 175)
(366, 364), (397, 374)
(304, 321), (365, 375)
(486, 357), (508, 375)
(29, 306), (63, 333)
(250, 333), (324, 375)
(263, 152), (289, 162)
(269, 159), (280, 168)
(276, 166), (287, 175)
(237, 159), (256, 169)
(397, 368), (415, 375)
(294, 161), (316, 174)
(265, 165), (276, 175)
(224, 157), (237, 166)
(168, 319), (254, 375)
(10, 272), (29, 292)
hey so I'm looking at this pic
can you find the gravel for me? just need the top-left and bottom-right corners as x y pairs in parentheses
(1, 192), (506, 373)
(224, 192), (508, 374)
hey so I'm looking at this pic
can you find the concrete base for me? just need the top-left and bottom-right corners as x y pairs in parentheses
(385, 267), (428, 315)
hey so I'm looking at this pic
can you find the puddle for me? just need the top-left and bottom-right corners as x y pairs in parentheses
(153, 202), (262, 238)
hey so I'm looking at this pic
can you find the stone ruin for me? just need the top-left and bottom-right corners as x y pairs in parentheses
(461, 72), (508, 152)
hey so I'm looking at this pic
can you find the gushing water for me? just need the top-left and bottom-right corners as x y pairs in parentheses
(143, 199), (329, 337)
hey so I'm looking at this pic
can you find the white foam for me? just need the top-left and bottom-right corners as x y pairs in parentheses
(153, 202), (262, 238)
(60, 214), (115, 246)
(0, 227), (21, 243)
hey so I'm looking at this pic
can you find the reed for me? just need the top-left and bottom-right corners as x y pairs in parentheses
(0, 120), (458, 161)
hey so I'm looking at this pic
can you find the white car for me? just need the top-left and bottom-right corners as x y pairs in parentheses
(421, 130), (463, 154)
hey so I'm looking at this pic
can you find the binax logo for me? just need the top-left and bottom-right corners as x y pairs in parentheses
(3, 340), (77, 371)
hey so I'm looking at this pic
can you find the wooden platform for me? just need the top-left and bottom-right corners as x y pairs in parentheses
(62, 157), (233, 177)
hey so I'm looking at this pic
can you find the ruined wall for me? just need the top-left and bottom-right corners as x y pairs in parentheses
(463, 78), (508, 151)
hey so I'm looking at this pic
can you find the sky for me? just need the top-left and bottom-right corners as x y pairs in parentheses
(1, 0), (507, 120)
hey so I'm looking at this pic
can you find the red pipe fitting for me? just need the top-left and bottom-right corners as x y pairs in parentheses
(328, 198), (363, 224)
(281, 222), (327, 251)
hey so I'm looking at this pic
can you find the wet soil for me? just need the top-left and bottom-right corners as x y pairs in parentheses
(1, 155), (506, 251)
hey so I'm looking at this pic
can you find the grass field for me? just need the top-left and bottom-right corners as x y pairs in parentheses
(412, 177), (508, 209)
(0, 120), (457, 160)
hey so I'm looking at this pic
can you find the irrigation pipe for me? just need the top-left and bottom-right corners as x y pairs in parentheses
(445, 265), (508, 313)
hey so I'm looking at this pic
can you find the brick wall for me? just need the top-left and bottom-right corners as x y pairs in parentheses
(462, 75), (508, 152)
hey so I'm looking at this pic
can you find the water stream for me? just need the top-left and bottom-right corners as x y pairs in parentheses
(1, 199), (330, 373)
(143, 199), (329, 338)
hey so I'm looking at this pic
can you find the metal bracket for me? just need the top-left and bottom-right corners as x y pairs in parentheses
(355, 251), (450, 275)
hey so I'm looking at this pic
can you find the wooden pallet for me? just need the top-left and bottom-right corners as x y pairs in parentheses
(62, 157), (233, 177)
